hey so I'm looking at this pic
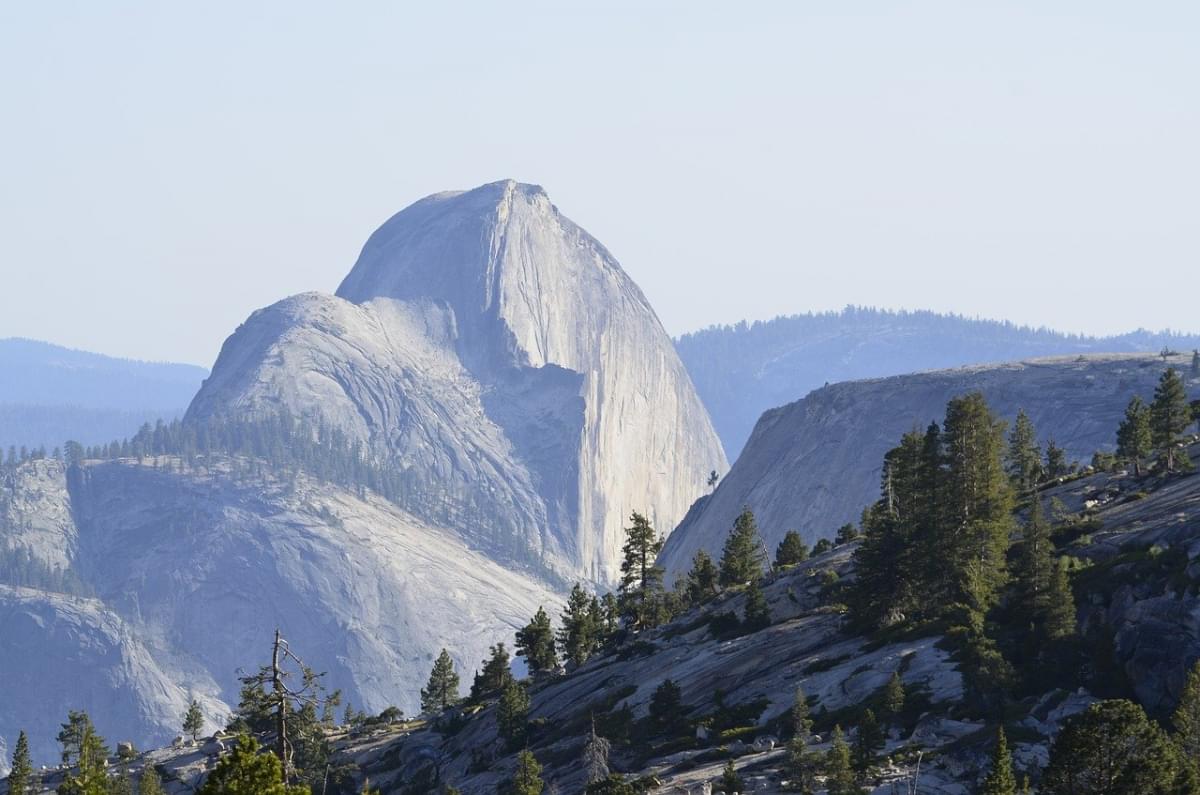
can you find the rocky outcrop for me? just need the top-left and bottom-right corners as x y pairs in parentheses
(354, 545), (964, 795)
(0, 458), (77, 573)
(190, 180), (726, 583)
(661, 353), (1197, 581)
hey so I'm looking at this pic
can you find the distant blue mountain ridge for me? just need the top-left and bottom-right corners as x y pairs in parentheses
(675, 306), (1200, 460)
(0, 338), (207, 451)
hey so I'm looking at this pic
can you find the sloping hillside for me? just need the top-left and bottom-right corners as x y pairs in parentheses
(662, 352), (1198, 582)
(318, 442), (1200, 794)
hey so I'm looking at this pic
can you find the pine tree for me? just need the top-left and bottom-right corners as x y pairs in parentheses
(1044, 438), (1069, 479)
(774, 531), (810, 569)
(784, 686), (817, 794)
(583, 717), (612, 785)
(8, 730), (33, 795)
(197, 734), (308, 795)
(882, 672), (906, 722)
(510, 750), (544, 795)
(980, 727), (1017, 795)
(851, 429), (927, 627)
(1043, 699), (1192, 795)
(1015, 497), (1075, 647)
(109, 770), (134, 795)
(649, 679), (685, 734)
(824, 726), (862, 795)
(1192, 349), (1199, 378)
(719, 760), (744, 794)
(1116, 396), (1153, 477)
(138, 767), (167, 795)
(58, 709), (93, 765)
(1006, 410), (1043, 495)
(516, 606), (558, 674)
(59, 721), (110, 795)
(470, 643), (513, 700)
(558, 584), (597, 667)
(497, 680), (531, 750)
(420, 649), (461, 713)
(618, 512), (666, 631)
(940, 393), (1014, 616)
(851, 709), (884, 784)
(834, 524), (860, 545)
(1172, 659), (1200, 760)
(1043, 559), (1077, 641)
(183, 699), (205, 742)
(1151, 368), (1193, 472)
(742, 578), (771, 631)
(684, 550), (721, 605)
(718, 508), (767, 587)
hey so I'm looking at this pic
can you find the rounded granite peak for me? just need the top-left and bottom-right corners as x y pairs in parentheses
(193, 180), (727, 585)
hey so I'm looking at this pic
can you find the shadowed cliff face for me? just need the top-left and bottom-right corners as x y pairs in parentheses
(661, 353), (1198, 581)
(191, 180), (726, 584)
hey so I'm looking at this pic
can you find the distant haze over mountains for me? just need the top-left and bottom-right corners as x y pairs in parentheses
(0, 338), (206, 451)
(677, 308), (1200, 460)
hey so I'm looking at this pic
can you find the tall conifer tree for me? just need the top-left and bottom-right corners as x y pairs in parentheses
(7, 730), (33, 795)
(718, 508), (767, 586)
(1006, 410), (1043, 495)
(980, 728), (1017, 795)
(516, 606), (558, 674)
(618, 512), (665, 630)
(684, 550), (720, 605)
(1151, 368), (1193, 472)
(421, 649), (461, 713)
(510, 751), (544, 795)
(1116, 396), (1153, 476)
(940, 393), (1014, 616)
(558, 584), (597, 667)
(785, 685), (817, 794)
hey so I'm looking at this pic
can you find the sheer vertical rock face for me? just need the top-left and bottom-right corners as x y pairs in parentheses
(661, 353), (1194, 581)
(191, 180), (726, 583)
(0, 458), (78, 572)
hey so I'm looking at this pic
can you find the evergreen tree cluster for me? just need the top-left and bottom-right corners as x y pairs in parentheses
(72, 412), (416, 505)
(0, 545), (94, 596)
(1116, 367), (1197, 475)
(852, 393), (1015, 628)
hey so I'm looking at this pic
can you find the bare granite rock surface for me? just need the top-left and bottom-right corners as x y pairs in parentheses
(0, 457), (560, 766)
(662, 353), (1197, 581)
(190, 180), (726, 584)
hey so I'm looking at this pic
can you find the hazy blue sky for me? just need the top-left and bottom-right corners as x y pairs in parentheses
(2, 2), (1197, 366)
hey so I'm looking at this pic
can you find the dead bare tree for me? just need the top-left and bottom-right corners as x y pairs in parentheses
(238, 629), (335, 785)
